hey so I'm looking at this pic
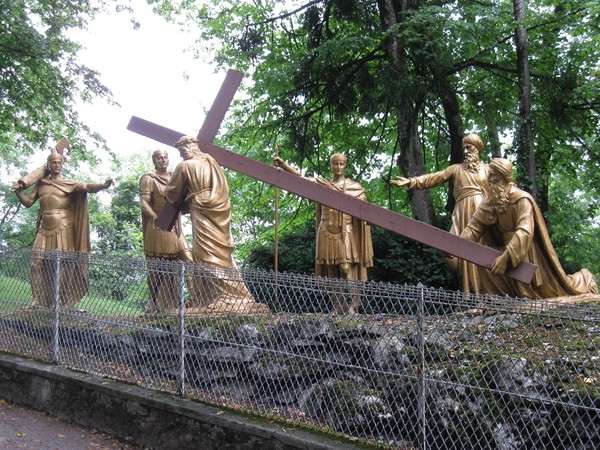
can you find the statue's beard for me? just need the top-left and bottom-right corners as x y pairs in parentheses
(489, 182), (510, 215)
(462, 152), (480, 173)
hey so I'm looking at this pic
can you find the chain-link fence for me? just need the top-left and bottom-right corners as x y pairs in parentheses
(0, 247), (598, 449)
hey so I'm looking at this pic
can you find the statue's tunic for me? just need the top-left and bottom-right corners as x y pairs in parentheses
(306, 177), (374, 314)
(140, 172), (191, 313)
(408, 163), (489, 293)
(28, 178), (91, 308)
(312, 178), (374, 281)
(165, 153), (253, 305)
(140, 172), (189, 259)
(462, 186), (597, 298)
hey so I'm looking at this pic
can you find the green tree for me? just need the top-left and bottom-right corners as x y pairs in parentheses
(151, 0), (599, 282)
(0, 1), (149, 252)
(0, 0), (122, 168)
(91, 153), (152, 256)
(0, 183), (38, 250)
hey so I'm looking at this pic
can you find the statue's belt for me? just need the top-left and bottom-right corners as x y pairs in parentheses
(42, 209), (69, 215)
(40, 209), (70, 232)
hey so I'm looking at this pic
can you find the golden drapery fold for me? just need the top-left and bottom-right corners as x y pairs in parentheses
(462, 186), (597, 298)
(166, 153), (254, 306)
(140, 172), (192, 313)
(313, 178), (374, 281)
(140, 173), (189, 259)
(408, 164), (490, 293)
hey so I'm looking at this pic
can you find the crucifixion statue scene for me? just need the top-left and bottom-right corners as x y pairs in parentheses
(1, 5), (599, 448)
(5, 69), (598, 315)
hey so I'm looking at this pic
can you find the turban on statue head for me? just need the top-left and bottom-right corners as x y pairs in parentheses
(462, 134), (484, 152)
(490, 158), (513, 182)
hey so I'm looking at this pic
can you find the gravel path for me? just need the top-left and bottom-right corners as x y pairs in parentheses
(0, 399), (144, 450)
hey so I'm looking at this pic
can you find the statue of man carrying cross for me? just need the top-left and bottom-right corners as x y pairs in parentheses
(164, 135), (259, 311)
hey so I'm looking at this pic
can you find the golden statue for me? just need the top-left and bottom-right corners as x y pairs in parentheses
(274, 153), (374, 314)
(390, 134), (490, 293)
(461, 158), (597, 298)
(140, 149), (193, 314)
(13, 152), (113, 308)
(165, 136), (267, 313)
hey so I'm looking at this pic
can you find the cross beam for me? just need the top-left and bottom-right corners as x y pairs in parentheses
(136, 69), (244, 230)
(127, 71), (536, 284)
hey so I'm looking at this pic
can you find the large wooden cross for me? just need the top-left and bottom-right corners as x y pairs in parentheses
(127, 69), (536, 284)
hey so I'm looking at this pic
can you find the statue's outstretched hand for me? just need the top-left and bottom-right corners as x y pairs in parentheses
(273, 157), (301, 176)
(390, 176), (410, 187)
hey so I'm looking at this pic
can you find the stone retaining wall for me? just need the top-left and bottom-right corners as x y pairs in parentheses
(0, 353), (363, 450)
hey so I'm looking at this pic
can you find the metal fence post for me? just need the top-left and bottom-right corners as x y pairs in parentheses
(177, 261), (186, 397)
(417, 283), (426, 450)
(52, 250), (61, 364)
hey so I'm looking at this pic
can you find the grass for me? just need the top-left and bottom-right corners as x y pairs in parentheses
(0, 274), (144, 316)
(77, 295), (143, 316)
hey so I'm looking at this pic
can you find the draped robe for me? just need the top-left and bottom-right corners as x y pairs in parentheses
(305, 176), (374, 314)
(28, 178), (90, 308)
(140, 172), (191, 312)
(312, 177), (374, 281)
(462, 186), (597, 298)
(165, 153), (253, 306)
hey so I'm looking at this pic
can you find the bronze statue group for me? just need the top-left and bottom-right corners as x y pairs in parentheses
(12, 134), (597, 315)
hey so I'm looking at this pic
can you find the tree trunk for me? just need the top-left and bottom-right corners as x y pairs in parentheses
(513, 0), (536, 197)
(436, 75), (465, 214)
(378, 0), (435, 224)
(482, 99), (502, 158)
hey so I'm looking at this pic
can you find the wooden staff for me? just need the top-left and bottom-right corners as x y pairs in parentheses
(274, 144), (279, 274)
(274, 144), (280, 309)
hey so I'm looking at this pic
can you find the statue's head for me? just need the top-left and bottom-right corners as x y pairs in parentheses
(330, 153), (347, 164)
(330, 153), (347, 176)
(174, 136), (200, 160)
(462, 134), (484, 153)
(489, 158), (513, 184)
(47, 152), (64, 163)
(46, 152), (64, 172)
(488, 158), (513, 213)
(152, 149), (169, 170)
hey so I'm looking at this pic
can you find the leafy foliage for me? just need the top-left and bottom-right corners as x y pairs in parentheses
(91, 154), (152, 256)
(546, 171), (600, 275)
(0, 1), (144, 252)
(243, 221), (316, 274)
(0, 0), (119, 168)
(0, 183), (38, 250)
(151, 0), (599, 285)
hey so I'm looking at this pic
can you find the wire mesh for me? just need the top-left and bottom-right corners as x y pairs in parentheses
(0, 247), (598, 449)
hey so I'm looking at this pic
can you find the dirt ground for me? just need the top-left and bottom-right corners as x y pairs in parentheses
(0, 399), (144, 450)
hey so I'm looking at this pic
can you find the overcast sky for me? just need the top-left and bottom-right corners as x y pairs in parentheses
(74, 0), (224, 165)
